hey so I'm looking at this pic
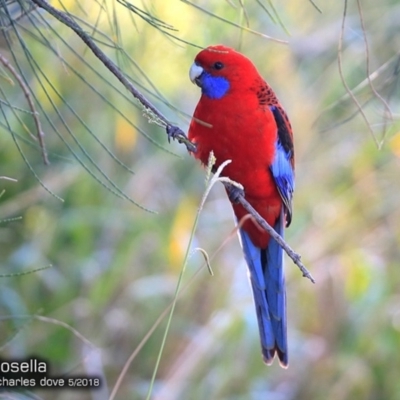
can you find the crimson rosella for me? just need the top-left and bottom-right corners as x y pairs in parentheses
(187, 45), (295, 367)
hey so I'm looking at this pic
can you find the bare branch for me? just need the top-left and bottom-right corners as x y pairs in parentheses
(356, 0), (393, 143)
(0, 52), (49, 165)
(227, 183), (314, 283)
(29, 0), (194, 152)
(338, 0), (380, 148)
(0, 176), (18, 182)
(181, 0), (288, 43)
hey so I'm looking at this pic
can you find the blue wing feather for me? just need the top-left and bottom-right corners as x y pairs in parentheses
(270, 140), (294, 224)
(269, 104), (295, 225)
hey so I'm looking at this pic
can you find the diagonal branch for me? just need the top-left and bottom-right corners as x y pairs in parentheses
(29, 0), (195, 152)
(225, 182), (314, 283)
(28, 0), (313, 283)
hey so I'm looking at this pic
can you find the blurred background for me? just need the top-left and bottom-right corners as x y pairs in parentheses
(0, 0), (399, 399)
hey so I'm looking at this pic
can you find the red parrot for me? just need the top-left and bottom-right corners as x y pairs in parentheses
(187, 45), (294, 367)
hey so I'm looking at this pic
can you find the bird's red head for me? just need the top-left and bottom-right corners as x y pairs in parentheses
(189, 45), (261, 99)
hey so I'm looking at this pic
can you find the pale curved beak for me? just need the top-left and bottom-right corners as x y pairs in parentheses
(189, 62), (204, 85)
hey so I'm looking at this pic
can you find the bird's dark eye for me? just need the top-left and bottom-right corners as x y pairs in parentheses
(213, 61), (224, 70)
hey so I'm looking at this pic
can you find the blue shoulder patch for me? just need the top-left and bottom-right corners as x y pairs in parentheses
(200, 72), (230, 99)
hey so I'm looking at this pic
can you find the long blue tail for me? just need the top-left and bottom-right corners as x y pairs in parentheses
(238, 211), (288, 367)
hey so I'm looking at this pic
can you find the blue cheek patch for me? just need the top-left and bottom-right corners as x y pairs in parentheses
(200, 72), (230, 99)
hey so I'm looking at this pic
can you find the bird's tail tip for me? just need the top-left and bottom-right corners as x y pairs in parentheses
(262, 348), (289, 368)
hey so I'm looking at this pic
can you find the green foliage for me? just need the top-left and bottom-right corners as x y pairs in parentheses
(1, 0), (399, 399)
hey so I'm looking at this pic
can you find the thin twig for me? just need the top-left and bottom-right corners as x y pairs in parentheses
(0, 176), (18, 182)
(356, 0), (393, 143)
(28, 0), (312, 282)
(181, 0), (288, 43)
(0, 52), (49, 164)
(338, 0), (379, 148)
(29, 0), (193, 151)
(307, 0), (322, 13)
(0, 314), (95, 350)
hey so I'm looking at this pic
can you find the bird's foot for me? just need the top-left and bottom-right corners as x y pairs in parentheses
(166, 125), (197, 153)
(226, 183), (245, 203)
(167, 125), (184, 143)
